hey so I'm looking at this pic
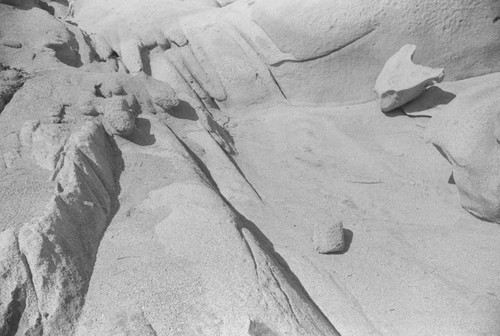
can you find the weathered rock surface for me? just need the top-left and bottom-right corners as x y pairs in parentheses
(0, 3), (96, 71)
(374, 44), (445, 112)
(73, 115), (340, 336)
(254, 0), (500, 104)
(1, 1), (500, 335)
(426, 73), (500, 223)
(0, 119), (119, 335)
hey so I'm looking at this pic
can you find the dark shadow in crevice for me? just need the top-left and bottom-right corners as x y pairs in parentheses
(167, 100), (199, 121)
(448, 172), (455, 185)
(80, 30), (100, 63)
(125, 118), (156, 146)
(163, 122), (224, 195)
(433, 143), (452, 165)
(3, 1), (56, 15)
(38, 1), (55, 15)
(140, 48), (152, 76)
(223, 145), (263, 200)
(0, 287), (24, 336)
(45, 29), (83, 67)
(199, 96), (237, 155)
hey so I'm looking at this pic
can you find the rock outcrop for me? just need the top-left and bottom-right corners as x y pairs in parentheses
(426, 73), (500, 223)
(1, 0), (500, 334)
(72, 0), (500, 109)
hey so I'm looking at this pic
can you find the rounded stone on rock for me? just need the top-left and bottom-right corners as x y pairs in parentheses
(148, 81), (179, 111)
(312, 219), (345, 254)
(102, 97), (135, 136)
(100, 78), (126, 97)
(77, 92), (99, 116)
(374, 44), (445, 113)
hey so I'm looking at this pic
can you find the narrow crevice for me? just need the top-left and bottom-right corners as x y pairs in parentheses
(222, 196), (339, 334)
(267, 263), (301, 324)
(266, 66), (287, 100)
(19, 248), (43, 336)
(272, 28), (376, 67)
(220, 144), (263, 201)
(239, 229), (260, 279)
(19, 251), (40, 314)
(94, 84), (105, 98)
(162, 122), (224, 196)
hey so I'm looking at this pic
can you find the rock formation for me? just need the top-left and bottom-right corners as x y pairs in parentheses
(426, 73), (500, 223)
(374, 44), (445, 112)
(1, 0), (499, 335)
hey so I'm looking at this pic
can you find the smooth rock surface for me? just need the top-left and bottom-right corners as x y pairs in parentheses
(426, 73), (500, 223)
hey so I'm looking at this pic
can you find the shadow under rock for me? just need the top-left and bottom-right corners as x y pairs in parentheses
(167, 100), (199, 121)
(403, 86), (456, 114)
(127, 117), (156, 146)
(332, 228), (353, 255)
(383, 86), (456, 117)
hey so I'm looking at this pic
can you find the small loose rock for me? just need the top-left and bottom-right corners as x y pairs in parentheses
(312, 219), (345, 254)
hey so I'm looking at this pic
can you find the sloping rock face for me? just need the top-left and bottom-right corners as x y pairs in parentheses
(426, 73), (500, 223)
(0, 3), (341, 335)
(73, 116), (340, 335)
(0, 120), (118, 335)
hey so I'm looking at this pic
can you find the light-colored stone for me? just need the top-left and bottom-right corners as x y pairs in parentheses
(102, 97), (135, 136)
(374, 44), (444, 112)
(313, 218), (345, 254)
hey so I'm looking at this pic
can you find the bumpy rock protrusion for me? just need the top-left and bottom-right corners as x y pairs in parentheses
(102, 97), (135, 136)
(312, 218), (345, 254)
(144, 77), (179, 111)
(374, 44), (444, 112)
(100, 78), (126, 98)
